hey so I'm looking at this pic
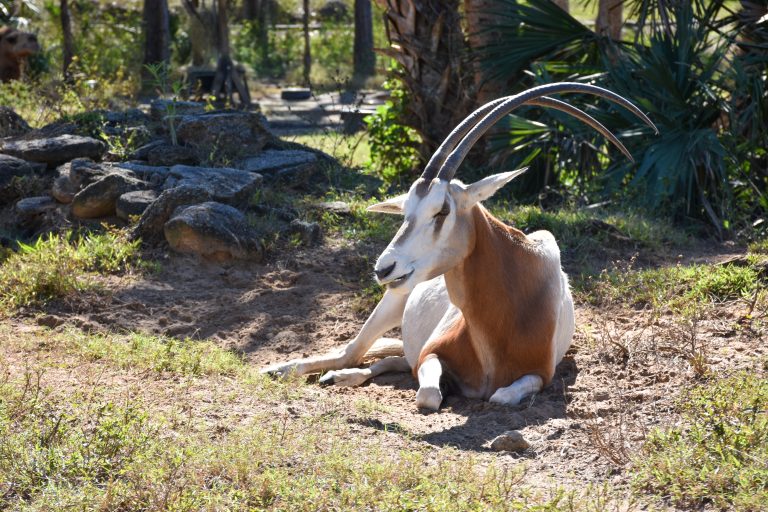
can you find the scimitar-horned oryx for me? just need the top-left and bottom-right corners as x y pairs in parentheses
(263, 82), (656, 410)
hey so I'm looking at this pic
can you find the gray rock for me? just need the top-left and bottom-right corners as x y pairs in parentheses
(146, 144), (199, 166)
(52, 171), (77, 204)
(116, 190), (158, 221)
(150, 100), (206, 121)
(162, 165), (262, 205)
(15, 196), (57, 216)
(132, 184), (212, 241)
(489, 431), (530, 452)
(0, 106), (30, 138)
(288, 219), (322, 246)
(71, 172), (146, 219)
(176, 111), (273, 156)
(316, 201), (351, 215)
(0, 154), (46, 203)
(239, 149), (318, 174)
(130, 139), (166, 160)
(112, 161), (171, 186)
(164, 201), (263, 261)
(274, 162), (318, 188)
(68, 158), (108, 188)
(1, 135), (106, 167)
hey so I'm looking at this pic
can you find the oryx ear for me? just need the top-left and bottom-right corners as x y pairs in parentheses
(366, 193), (407, 215)
(458, 167), (528, 208)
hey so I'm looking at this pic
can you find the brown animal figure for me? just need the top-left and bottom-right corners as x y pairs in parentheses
(0, 26), (40, 82)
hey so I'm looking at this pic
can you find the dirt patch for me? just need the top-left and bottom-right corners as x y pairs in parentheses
(29, 237), (767, 490)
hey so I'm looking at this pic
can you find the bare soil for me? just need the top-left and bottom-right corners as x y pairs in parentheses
(31, 235), (767, 491)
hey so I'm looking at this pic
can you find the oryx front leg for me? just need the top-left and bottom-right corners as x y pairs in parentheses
(415, 354), (444, 411)
(260, 289), (406, 378)
(318, 356), (410, 387)
(489, 374), (543, 406)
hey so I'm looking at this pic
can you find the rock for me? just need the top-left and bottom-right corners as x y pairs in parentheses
(162, 165), (262, 205)
(116, 190), (158, 220)
(146, 144), (199, 166)
(71, 172), (146, 219)
(1, 135), (106, 167)
(274, 162), (318, 188)
(68, 158), (108, 188)
(239, 149), (318, 174)
(164, 202), (263, 261)
(112, 161), (170, 187)
(150, 99), (206, 121)
(0, 154), (46, 203)
(130, 139), (166, 160)
(176, 111), (273, 156)
(52, 174), (76, 203)
(132, 184), (212, 241)
(0, 106), (31, 138)
(489, 431), (530, 452)
(15, 196), (57, 217)
(315, 201), (351, 215)
(288, 219), (322, 245)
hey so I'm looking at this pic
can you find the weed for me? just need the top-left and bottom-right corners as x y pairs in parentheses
(634, 372), (768, 510)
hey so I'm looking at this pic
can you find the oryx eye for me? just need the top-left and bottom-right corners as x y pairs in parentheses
(434, 201), (450, 218)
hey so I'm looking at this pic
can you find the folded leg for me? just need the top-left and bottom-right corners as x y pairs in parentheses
(319, 355), (410, 387)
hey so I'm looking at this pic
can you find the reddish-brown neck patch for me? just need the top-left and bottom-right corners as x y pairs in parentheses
(417, 206), (558, 398)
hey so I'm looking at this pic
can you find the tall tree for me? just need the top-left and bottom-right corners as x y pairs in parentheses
(302, 0), (311, 86)
(60, 0), (74, 80)
(352, 0), (375, 88)
(376, 0), (475, 158)
(596, 0), (622, 40)
(142, 0), (171, 85)
(142, 0), (171, 65)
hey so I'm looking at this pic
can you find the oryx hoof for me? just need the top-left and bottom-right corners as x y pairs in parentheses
(415, 386), (442, 411)
(318, 369), (369, 387)
(260, 361), (299, 380)
(318, 372), (336, 386)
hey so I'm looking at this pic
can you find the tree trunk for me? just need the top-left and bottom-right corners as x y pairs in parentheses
(464, 0), (507, 105)
(375, 0), (474, 159)
(142, 0), (171, 68)
(217, 0), (231, 58)
(60, 0), (74, 80)
(303, 0), (311, 86)
(352, 0), (375, 89)
(242, 0), (258, 19)
(596, 0), (622, 40)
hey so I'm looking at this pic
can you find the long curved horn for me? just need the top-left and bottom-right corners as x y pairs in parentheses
(432, 82), (657, 181)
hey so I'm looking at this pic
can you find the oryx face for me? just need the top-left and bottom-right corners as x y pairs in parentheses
(368, 171), (526, 294)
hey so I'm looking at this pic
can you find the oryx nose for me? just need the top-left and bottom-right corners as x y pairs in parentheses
(374, 262), (396, 280)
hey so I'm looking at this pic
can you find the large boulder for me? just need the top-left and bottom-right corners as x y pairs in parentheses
(146, 144), (199, 166)
(71, 172), (146, 219)
(164, 202), (263, 261)
(176, 111), (273, 157)
(0, 135), (106, 167)
(0, 107), (30, 138)
(132, 184), (212, 241)
(162, 165), (262, 205)
(0, 154), (46, 203)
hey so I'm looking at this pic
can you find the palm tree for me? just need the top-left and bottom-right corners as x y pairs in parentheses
(596, 0), (622, 40)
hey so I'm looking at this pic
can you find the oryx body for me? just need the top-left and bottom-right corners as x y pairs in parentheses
(262, 83), (656, 410)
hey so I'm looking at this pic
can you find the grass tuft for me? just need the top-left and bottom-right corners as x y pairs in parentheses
(0, 230), (141, 313)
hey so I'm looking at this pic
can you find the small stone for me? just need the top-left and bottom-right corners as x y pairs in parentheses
(274, 162), (318, 188)
(1, 134), (106, 167)
(37, 314), (65, 328)
(116, 190), (158, 221)
(288, 219), (322, 246)
(490, 430), (530, 452)
(0, 154), (46, 203)
(0, 106), (31, 138)
(51, 169), (78, 204)
(316, 201), (351, 214)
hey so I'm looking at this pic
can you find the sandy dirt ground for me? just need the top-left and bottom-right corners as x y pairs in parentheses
(30, 235), (767, 491)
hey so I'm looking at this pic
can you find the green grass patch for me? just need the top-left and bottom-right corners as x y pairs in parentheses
(634, 372), (768, 510)
(0, 230), (142, 313)
(288, 131), (371, 170)
(586, 261), (761, 310)
(749, 238), (768, 255)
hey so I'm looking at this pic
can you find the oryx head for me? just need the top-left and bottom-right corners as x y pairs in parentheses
(368, 83), (657, 294)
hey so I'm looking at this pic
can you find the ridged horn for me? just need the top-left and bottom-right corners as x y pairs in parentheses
(429, 82), (657, 182)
